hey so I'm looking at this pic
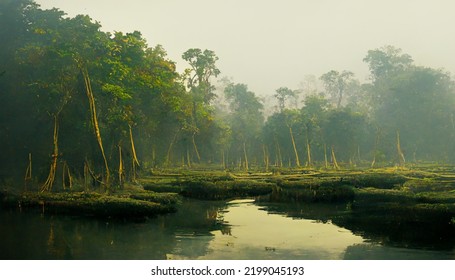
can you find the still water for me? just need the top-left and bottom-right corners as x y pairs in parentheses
(1, 199), (454, 259)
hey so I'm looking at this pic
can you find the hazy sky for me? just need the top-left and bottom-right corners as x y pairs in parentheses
(35, 0), (455, 97)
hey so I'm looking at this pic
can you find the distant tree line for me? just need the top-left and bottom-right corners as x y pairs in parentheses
(1, 0), (455, 190)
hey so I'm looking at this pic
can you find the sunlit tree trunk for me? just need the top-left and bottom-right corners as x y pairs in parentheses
(118, 145), (124, 188)
(288, 126), (300, 167)
(81, 68), (110, 190)
(306, 138), (312, 167)
(192, 133), (201, 162)
(324, 144), (329, 169)
(40, 115), (59, 193)
(243, 142), (249, 171)
(331, 146), (340, 170)
(129, 125), (140, 181)
(396, 130), (406, 167)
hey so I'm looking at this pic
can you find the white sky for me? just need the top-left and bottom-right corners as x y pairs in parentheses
(35, 0), (455, 97)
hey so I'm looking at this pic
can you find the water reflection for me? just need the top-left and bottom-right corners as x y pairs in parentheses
(1, 198), (454, 260)
(181, 199), (364, 259)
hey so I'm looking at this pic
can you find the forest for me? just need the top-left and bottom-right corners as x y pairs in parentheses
(3, 1), (455, 261)
(1, 0), (455, 192)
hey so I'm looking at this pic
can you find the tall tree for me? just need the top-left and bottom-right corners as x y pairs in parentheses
(224, 83), (263, 170)
(181, 48), (220, 163)
(320, 70), (355, 108)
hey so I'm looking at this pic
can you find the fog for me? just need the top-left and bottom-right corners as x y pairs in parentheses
(36, 0), (455, 96)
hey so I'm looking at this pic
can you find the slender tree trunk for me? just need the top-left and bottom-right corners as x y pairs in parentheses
(221, 149), (225, 169)
(81, 68), (110, 189)
(129, 125), (140, 181)
(243, 142), (249, 171)
(331, 146), (340, 170)
(306, 137), (312, 167)
(24, 153), (32, 191)
(118, 145), (124, 188)
(396, 130), (406, 167)
(192, 133), (201, 162)
(288, 126), (300, 167)
(84, 160), (90, 192)
(62, 161), (72, 190)
(263, 144), (269, 172)
(324, 144), (329, 169)
(165, 129), (180, 167)
(41, 116), (59, 192)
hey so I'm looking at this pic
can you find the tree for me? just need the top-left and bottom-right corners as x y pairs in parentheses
(182, 48), (220, 104)
(274, 87), (299, 112)
(299, 95), (331, 166)
(320, 70), (355, 108)
(363, 45), (413, 82)
(224, 83), (263, 171)
(181, 48), (220, 164)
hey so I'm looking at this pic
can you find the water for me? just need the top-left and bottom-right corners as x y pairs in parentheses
(1, 199), (454, 259)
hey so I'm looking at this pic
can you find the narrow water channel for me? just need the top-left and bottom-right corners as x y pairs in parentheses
(1, 199), (454, 259)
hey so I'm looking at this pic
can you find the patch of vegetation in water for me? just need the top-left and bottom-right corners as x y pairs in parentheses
(179, 179), (275, 200)
(270, 184), (355, 203)
(0, 191), (177, 219)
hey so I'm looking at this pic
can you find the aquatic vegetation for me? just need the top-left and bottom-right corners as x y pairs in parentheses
(1, 191), (177, 218)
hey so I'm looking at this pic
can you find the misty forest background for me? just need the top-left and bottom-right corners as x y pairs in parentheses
(2, 0), (455, 189)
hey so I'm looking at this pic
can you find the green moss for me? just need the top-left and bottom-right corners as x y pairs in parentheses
(3, 191), (176, 218)
(179, 179), (275, 200)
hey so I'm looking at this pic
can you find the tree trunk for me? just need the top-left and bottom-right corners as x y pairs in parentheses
(40, 115), (59, 192)
(396, 130), (406, 166)
(306, 138), (312, 167)
(324, 144), (329, 169)
(192, 133), (201, 162)
(165, 129), (180, 167)
(118, 145), (125, 188)
(243, 142), (249, 171)
(221, 149), (226, 170)
(263, 145), (269, 172)
(81, 68), (110, 190)
(24, 153), (32, 191)
(62, 161), (72, 190)
(331, 146), (340, 170)
(288, 126), (300, 167)
(129, 125), (139, 181)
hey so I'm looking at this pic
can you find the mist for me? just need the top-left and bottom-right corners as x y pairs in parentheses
(36, 0), (455, 97)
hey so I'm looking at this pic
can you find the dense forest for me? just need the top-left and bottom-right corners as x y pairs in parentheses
(2, 0), (455, 191)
